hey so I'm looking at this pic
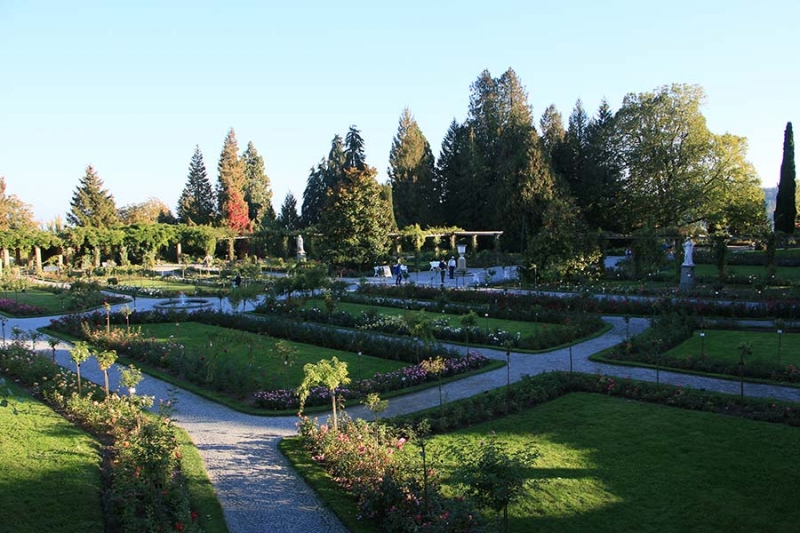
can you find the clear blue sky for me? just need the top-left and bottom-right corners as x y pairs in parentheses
(1, 0), (797, 225)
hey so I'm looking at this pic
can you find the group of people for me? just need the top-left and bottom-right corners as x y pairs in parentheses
(393, 256), (457, 286)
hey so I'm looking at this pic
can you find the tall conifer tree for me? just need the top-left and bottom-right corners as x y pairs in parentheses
(774, 122), (796, 233)
(388, 108), (437, 228)
(217, 128), (249, 232)
(177, 145), (216, 225)
(67, 165), (119, 228)
(242, 141), (274, 226)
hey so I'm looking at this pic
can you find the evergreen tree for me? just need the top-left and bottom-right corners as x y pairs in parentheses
(242, 141), (274, 226)
(177, 145), (216, 225)
(774, 122), (796, 233)
(539, 104), (566, 164)
(438, 119), (479, 229)
(67, 165), (119, 228)
(465, 68), (555, 250)
(217, 128), (249, 231)
(302, 162), (327, 227)
(277, 192), (302, 231)
(344, 126), (366, 171)
(319, 165), (391, 266)
(582, 99), (625, 232)
(388, 108), (438, 228)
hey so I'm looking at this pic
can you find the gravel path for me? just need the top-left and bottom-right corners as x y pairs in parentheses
(9, 291), (800, 532)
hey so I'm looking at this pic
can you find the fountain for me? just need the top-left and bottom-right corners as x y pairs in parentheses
(154, 292), (213, 311)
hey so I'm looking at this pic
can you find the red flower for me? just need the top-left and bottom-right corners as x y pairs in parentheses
(191, 511), (199, 522)
(174, 522), (184, 531)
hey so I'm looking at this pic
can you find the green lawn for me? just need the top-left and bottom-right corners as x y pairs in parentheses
(304, 298), (560, 339)
(288, 392), (800, 532)
(665, 329), (800, 367)
(0, 381), (104, 533)
(129, 322), (407, 389)
(0, 288), (84, 315)
(429, 393), (800, 532)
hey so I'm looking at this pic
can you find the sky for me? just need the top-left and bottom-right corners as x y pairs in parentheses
(1, 0), (797, 225)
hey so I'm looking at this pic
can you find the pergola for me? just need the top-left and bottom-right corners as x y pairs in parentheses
(388, 230), (503, 255)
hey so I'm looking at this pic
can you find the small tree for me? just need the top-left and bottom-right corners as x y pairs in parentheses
(47, 337), (59, 362)
(362, 392), (388, 422)
(95, 349), (118, 398)
(69, 341), (91, 394)
(119, 364), (143, 397)
(275, 340), (298, 390)
(449, 433), (540, 533)
(297, 357), (350, 432)
(420, 357), (446, 413)
(460, 310), (479, 354)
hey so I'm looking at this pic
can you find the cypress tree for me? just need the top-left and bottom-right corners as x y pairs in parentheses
(774, 122), (796, 233)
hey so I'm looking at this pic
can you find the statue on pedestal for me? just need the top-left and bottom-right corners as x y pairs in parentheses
(682, 238), (694, 266)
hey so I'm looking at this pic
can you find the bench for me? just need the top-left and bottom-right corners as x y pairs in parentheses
(373, 265), (393, 277)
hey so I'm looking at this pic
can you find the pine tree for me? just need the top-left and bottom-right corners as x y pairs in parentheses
(242, 141), (274, 226)
(774, 122), (796, 233)
(438, 119), (479, 228)
(319, 165), (391, 266)
(302, 162), (327, 228)
(467, 68), (555, 250)
(217, 128), (249, 231)
(278, 192), (302, 231)
(539, 104), (566, 164)
(177, 146), (216, 225)
(67, 165), (119, 228)
(388, 108), (438, 228)
(344, 126), (366, 171)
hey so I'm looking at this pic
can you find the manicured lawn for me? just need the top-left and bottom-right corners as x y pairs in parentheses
(128, 322), (407, 389)
(304, 298), (561, 339)
(430, 393), (800, 532)
(0, 381), (104, 533)
(289, 392), (800, 532)
(664, 329), (800, 367)
(0, 288), (80, 315)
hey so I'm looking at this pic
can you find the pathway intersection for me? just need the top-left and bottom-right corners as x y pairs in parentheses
(8, 279), (800, 532)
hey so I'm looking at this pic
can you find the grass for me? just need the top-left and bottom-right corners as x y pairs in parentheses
(279, 438), (377, 533)
(0, 288), (87, 316)
(0, 380), (105, 533)
(176, 426), (230, 533)
(664, 329), (799, 367)
(303, 298), (563, 339)
(288, 392), (800, 532)
(130, 321), (408, 390)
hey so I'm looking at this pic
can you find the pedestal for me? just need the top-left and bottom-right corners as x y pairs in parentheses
(679, 264), (695, 290)
(297, 252), (307, 262)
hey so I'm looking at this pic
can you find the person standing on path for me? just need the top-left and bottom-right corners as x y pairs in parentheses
(448, 256), (456, 279)
(394, 259), (403, 286)
(438, 258), (447, 285)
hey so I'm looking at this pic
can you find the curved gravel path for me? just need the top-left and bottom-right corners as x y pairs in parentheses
(9, 292), (800, 532)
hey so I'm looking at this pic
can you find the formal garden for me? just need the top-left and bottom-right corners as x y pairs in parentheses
(3, 238), (800, 532)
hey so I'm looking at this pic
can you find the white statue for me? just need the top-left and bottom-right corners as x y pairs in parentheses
(682, 238), (694, 266)
(296, 234), (305, 255)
